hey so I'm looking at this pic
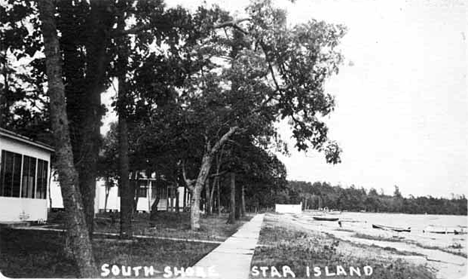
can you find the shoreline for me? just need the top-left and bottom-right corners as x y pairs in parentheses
(251, 212), (467, 279)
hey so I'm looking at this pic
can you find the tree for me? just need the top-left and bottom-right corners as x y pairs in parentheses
(227, 172), (236, 224)
(55, 0), (198, 237)
(71, 0), (345, 231)
(0, 0), (52, 143)
(37, 0), (97, 276)
(97, 123), (118, 212)
(54, 0), (116, 236)
(393, 185), (402, 198)
(178, 0), (345, 229)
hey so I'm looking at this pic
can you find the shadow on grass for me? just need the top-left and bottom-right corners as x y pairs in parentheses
(0, 211), (255, 278)
(0, 227), (217, 278)
(92, 212), (252, 242)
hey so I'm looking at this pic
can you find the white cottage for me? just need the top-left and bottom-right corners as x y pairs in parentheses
(50, 172), (187, 213)
(96, 174), (186, 213)
(0, 128), (53, 222)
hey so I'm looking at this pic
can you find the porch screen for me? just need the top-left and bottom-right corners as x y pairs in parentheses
(0, 150), (22, 197)
(0, 150), (48, 199)
(21, 156), (36, 198)
(36, 159), (48, 199)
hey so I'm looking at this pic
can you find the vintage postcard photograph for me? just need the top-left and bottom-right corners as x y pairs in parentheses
(0, 0), (466, 278)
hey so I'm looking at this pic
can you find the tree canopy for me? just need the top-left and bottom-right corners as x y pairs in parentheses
(3, 0), (348, 273)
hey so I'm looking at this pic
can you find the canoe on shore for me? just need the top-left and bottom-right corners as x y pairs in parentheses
(313, 216), (339, 222)
(372, 224), (411, 233)
(424, 226), (467, 235)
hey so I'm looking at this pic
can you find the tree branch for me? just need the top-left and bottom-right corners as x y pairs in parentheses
(209, 126), (239, 156)
(181, 160), (195, 191)
(214, 18), (251, 35)
(209, 170), (227, 178)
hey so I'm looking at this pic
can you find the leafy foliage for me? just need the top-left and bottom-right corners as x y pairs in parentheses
(0, 0), (50, 142)
(288, 180), (468, 215)
(5, 0), (348, 230)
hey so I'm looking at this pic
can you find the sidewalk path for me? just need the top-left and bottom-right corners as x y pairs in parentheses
(189, 213), (265, 279)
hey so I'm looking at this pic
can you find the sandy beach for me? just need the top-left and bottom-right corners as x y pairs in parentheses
(268, 212), (467, 279)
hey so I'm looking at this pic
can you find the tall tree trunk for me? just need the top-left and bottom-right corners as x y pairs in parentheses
(38, 1), (97, 276)
(115, 8), (133, 238)
(76, 0), (113, 237)
(240, 183), (246, 217)
(209, 177), (216, 214)
(211, 152), (222, 215)
(205, 177), (211, 215)
(235, 181), (241, 220)
(118, 83), (132, 238)
(189, 154), (212, 230)
(132, 172), (140, 214)
(104, 186), (110, 212)
(186, 127), (238, 230)
(217, 178), (221, 215)
(77, 161), (97, 238)
(48, 172), (53, 210)
(183, 186), (187, 210)
(147, 180), (151, 213)
(150, 195), (160, 221)
(227, 172), (236, 224)
(175, 186), (180, 213)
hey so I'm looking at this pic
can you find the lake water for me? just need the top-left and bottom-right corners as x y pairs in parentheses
(291, 211), (468, 279)
(302, 211), (468, 255)
(339, 212), (468, 232)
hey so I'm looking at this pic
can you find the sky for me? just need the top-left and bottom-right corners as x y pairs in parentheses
(103, 0), (467, 198)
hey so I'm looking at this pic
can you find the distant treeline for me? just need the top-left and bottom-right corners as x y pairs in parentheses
(285, 181), (467, 216)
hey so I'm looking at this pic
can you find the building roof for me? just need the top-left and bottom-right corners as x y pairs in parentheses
(0, 128), (54, 152)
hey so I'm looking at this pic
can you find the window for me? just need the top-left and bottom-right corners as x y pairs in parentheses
(0, 151), (22, 197)
(151, 181), (167, 199)
(22, 156), (36, 198)
(137, 182), (147, 198)
(118, 180), (148, 198)
(0, 150), (48, 199)
(36, 159), (48, 199)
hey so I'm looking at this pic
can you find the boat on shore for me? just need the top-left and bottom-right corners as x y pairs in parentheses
(313, 216), (339, 222)
(372, 224), (411, 233)
(307, 208), (342, 215)
(339, 218), (366, 223)
(423, 225), (467, 235)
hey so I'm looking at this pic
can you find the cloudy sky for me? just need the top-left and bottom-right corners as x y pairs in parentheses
(280, 0), (467, 199)
(104, 0), (467, 198)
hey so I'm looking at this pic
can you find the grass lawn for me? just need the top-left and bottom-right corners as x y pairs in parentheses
(0, 212), (250, 278)
(93, 211), (251, 242)
(250, 214), (436, 279)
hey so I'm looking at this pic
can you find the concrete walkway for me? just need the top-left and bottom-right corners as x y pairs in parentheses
(188, 214), (265, 279)
(6, 214), (266, 279)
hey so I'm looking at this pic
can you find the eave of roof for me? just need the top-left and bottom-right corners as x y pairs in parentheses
(0, 128), (54, 152)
